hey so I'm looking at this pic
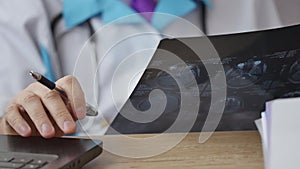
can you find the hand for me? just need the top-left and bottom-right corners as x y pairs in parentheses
(0, 76), (86, 138)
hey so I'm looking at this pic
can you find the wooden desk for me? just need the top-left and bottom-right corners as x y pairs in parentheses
(84, 131), (263, 169)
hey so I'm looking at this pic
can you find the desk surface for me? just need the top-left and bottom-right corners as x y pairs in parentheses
(84, 131), (263, 169)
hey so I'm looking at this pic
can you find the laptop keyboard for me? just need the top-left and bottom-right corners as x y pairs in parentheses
(0, 152), (58, 169)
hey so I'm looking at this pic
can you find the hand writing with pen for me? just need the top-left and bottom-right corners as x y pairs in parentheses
(0, 73), (88, 138)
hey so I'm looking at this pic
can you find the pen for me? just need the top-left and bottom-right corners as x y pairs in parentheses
(29, 71), (98, 117)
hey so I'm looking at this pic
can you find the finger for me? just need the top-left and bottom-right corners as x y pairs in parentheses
(16, 91), (55, 138)
(18, 106), (41, 137)
(56, 76), (86, 120)
(4, 104), (31, 137)
(0, 120), (18, 136)
(40, 90), (76, 134)
(19, 105), (65, 137)
(28, 82), (77, 133)
(27, 83), (76, 135)
(47, 112), (66, 137)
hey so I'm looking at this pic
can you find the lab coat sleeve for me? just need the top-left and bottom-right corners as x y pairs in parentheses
(0, 0), (54, 116)
(273, 0), (300, 26)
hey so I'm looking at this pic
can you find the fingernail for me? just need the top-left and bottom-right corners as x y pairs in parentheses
(41, 123), (54, 135)
(63, 120), (76, 133)
(76, 107), (86, 119)
(18, 124), (30, 135)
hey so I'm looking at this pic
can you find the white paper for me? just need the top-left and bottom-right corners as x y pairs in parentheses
(255, 98), (300, 169)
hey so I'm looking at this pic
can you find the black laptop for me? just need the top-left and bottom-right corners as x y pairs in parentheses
(107, 24), (300, 134)
(0, 135), (102, 169)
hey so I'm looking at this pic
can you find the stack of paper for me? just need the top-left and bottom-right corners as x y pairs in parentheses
(255, 97), (300, 169)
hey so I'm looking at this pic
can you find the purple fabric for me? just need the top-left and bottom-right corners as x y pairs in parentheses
(130, 0), (156, 22)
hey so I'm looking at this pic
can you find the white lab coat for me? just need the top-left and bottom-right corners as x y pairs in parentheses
(0, 0), (299, 135)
